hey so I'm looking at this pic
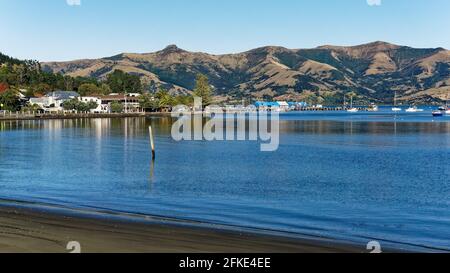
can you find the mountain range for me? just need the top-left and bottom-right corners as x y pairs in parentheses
(42, 41), (450, 104)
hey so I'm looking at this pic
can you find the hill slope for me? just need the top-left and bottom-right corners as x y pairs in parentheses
(42, 42), (450, 104)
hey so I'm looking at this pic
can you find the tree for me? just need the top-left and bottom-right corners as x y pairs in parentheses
(30, 83), (52, 97)
(155, 88), (175, 108)
(76, 101), (98, 112)
(63, 76), (74, 91)
(0, 52), (23, 65)
(106, 70), (143, 94)
(174, 95), (194, 106)
(62, 98), (98, 112)
(110, 101), (123, 113)
(193, 74), (212, 108)
(86, 101), (98, 111)
(78, 83), (101, 96)
(99, 83), (111, 95)
(62, 98), (80, 111)
(22, 103), (43, 112)
(139, 93), (158, 111)
(346, 91), (358, 106)
(0, 89), (20, 111)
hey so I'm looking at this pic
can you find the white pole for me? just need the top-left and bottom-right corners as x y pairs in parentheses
(149, 126), (155, 160)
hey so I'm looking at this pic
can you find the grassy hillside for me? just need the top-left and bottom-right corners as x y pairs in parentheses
(41, 42), (450, 104)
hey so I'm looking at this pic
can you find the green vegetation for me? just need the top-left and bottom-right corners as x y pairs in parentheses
(78, 83), (102, 96)
(322, 92), (342, 105)
(21, 103), (42, 112)
(106, 70), (143, 94)
(155, 88), (175, 107)
(0, 53), (22, 66)
(1, 50), (211, 113)
(0, 52), (145, 102)
(173, 94), (194, 106)
(138, 93), (159, 111)
(62, 98), (98, 112)
(0, 59), (103, 97)
(110, 101), (123, 113)
(139, 87), (194, 111)
(193, 74), (212, 108)
(0, 89), (20, 111)
(0, 51), (157, 113)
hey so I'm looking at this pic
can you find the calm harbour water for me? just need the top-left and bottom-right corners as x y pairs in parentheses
(1, 107), (449, 251)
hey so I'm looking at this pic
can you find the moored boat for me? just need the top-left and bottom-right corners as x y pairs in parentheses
(368, 103), (379, 112)
(406, 106), (424, 113)
(346, 94), (358, 113)
(432, 111), (444, 117)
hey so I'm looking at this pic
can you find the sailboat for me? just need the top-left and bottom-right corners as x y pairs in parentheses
(347, 95), (358, 113)
(392, 91), (402, 112)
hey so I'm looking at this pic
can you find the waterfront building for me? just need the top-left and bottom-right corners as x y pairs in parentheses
(254, 102), (280, 111)
(99, 94), (142, 113)
(29, 91), (80, 112)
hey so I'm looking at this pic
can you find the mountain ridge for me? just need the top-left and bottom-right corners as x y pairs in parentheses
(42, 41), (450, 104)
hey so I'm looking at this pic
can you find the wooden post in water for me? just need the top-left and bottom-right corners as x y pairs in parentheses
(149, 126), (156, 160)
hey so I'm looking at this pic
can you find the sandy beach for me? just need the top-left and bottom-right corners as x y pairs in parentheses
(0, 204), (364, 253)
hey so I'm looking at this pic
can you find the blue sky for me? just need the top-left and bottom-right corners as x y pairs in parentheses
(1, 0), (449, 61)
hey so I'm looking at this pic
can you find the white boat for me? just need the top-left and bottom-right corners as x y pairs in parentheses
(346, 95), (358, 113)
(437, 106), (450, 115)
(432, 110), (444, 117)
(392, 107), (402, 112)
(368, 103), (379, 112)
(405, 106), (424, 113)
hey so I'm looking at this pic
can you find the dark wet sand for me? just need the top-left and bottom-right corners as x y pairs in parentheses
(0, 205), (365, 253)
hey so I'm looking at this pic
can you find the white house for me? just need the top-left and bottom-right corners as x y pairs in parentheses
(29, 91), (80, 112)
(29, 97), (53, 111)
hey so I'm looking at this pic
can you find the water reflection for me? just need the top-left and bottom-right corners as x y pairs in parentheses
(2, 116), (450, 137)
(149, 159), (155, 190)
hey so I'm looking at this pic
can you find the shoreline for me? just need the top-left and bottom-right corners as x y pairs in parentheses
(0, 201), (367, 253)
(0, 112), (172, 121)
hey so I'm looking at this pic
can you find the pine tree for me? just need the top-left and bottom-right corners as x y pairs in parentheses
(193, 74), (212, 108)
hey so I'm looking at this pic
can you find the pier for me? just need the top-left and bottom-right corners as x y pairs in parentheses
(295, 106), (371, 112)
